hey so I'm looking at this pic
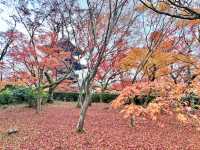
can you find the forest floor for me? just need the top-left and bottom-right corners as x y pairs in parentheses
(0, 101), (200, 150)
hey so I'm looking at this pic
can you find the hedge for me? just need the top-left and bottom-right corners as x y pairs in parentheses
(0, 86), (48, 106)
(91, 93), (119, 103)
(53, 92), (119, 103)
(53, 92), (79, 101)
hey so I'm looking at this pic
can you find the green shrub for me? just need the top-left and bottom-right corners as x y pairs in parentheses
(91, 93), (119, 103)
(181, 92), (200, 109)
(53, 92), (118, 103)
(18, 88), (48, 107)
(39, 91), (48, 104)
(126, 94), (156, 107)
(0, 89), (13, 105)
(0, 86), (48, 106)
(53, 92), (79, 101)
(12, 87), (34, 102)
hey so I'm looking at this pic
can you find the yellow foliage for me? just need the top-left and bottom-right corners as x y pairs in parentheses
(174, 54), (196, 64)
(146, 103), (162, 120)
(119, 48), (147, 70)
(177, 113), (188, 123)
(158, 2), (170, 11)
(135, 4), (148, 12)
(150, 51), (174, 66)
(119, 45), (194, 80)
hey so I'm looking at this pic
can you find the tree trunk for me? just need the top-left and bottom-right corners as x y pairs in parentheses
(47, 87), (54, 103)
(100, 88), (104, 103)
(76, 85), (91, 132)
(76, 91), (84, 108)
(76, 81), (85, 108)
(36, 97), (42, 113)
(36, 88), (42, 113)
(76, 96), (90, 132)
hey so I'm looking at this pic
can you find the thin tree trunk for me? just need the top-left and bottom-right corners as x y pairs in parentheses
(76, 85), (91, 132)
(100, 88), (104, 103)
(76, 96), (90, 132)
(76, 90), (84, 108)
(36, 88), (42, 113)
(36, 97), (42, 113)
(47, 87), (54, 103)
(76, 81), (85, 108)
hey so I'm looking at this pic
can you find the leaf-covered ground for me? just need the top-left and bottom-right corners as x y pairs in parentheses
(0, 102), (200, 150)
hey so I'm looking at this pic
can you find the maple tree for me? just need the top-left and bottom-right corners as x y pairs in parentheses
(75, 0), (141, 132)
(9, 32), (74, 111)
(112, 78), (200, 128)
(47, 0), (140, 132)
(110, 0), (200, 130)
(94, 54), (125, 101)
(4, 0), (83, 110)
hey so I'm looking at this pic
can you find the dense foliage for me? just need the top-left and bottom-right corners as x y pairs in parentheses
(181, 92), (200, 109)
(112, 78), (200, 128)
(53, 92), (118, 103)
(0, 86), (47, 107)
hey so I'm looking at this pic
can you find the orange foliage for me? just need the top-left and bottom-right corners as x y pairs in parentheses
(0, 79), (26, 90)
(118, 45), (194, 79)
(135, 4), (148, 12)
(149, 31), (164, 42)
(176, 19), (200, 28)
(112, 78), (200, 126)
(10, 32), (71, 86)
(158, 2), (170, 11)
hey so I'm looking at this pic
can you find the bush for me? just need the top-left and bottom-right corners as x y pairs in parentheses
(0, 89), (13, 105)
(12, 87), (35, 102)
(91, 93), (119, 103)
(39, 91), (48, 104)
(53, 92), (79, 101)
(53, 92), (119, 103)
(127, 94), (156, 106)
(0, 86), (48, 106)
(181, 92), (200, 109)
